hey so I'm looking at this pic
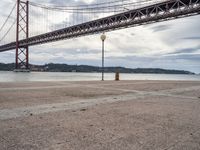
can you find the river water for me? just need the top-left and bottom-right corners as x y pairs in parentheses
(0, 71), (200, 82)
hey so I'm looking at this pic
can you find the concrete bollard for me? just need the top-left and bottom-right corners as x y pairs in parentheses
(115, 72), (119, 81)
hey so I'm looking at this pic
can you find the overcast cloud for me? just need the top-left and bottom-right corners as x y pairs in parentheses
(0, 0), (200, 73)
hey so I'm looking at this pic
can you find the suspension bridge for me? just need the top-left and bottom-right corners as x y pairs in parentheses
(0, 0), (199, 71)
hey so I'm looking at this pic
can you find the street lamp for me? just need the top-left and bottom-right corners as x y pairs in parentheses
(100, 33), (106, 81)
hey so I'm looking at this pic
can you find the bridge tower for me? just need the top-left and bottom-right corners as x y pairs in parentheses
(15, 0), (29, 71)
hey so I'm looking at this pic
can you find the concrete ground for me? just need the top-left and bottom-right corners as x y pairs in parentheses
(0, 80), (200, 150)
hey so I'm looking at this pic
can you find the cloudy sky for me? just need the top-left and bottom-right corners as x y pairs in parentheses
(0, 0), (200, 73)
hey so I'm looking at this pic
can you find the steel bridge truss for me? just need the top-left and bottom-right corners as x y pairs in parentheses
(0, 0), (199, 52)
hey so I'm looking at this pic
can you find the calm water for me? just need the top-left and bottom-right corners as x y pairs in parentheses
(0, 71), (200, 82)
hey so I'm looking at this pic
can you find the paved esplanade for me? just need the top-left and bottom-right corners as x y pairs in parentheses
(0, 80), (200, 149)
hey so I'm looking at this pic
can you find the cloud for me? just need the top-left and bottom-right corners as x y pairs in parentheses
(181, 36), (200, 40)
(166, 45), (200, 55)
(150, 25), (171, 32)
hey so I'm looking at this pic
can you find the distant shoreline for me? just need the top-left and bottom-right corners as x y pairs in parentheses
(0, 70), (198, 75)
(0, 63), (196, 75)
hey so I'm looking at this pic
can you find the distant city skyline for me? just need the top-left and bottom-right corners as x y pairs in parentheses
(0, 0), (200, 73)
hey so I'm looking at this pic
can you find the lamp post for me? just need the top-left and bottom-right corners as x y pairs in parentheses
(100, 33), (106, 81)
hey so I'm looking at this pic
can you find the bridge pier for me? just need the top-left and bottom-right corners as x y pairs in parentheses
(14, 69), (30, 72)
(15, 0), (29, 72)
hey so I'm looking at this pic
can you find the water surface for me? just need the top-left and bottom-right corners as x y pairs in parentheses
(0, 71), (200, 82)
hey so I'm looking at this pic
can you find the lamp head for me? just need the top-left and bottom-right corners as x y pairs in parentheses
(100, 33), (106, 41)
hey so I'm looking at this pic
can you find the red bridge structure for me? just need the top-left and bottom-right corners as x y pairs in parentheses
(0, 0), (199, 71)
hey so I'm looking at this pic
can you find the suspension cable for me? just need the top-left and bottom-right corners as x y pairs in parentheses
(29, 0), (159, 12)
(0, 2), (16, 33)
(30, 0), (135, 8)
(0, 19), (16, 43)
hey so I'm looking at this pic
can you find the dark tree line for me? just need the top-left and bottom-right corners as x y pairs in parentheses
(0, 63), (195, 74)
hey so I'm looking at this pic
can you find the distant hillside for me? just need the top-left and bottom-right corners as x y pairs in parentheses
(0, 63), (195, 74)
(0, 63), (15, 71)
